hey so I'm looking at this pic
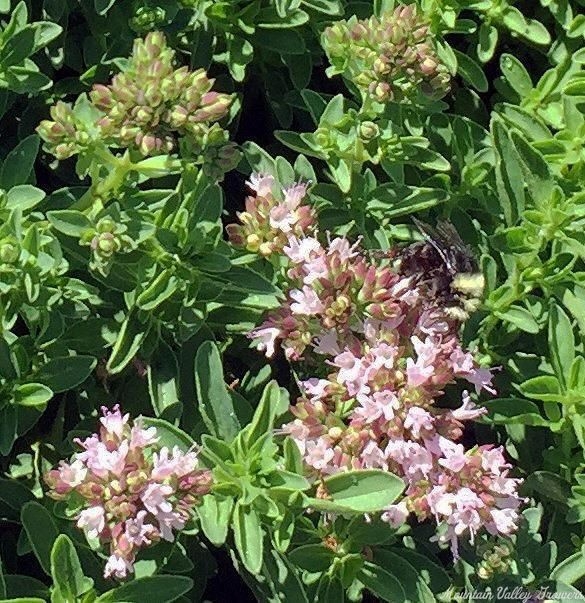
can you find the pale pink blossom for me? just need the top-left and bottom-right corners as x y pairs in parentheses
(247, 173), (275, 197)
(77, 506), (106, 539)
(141, 483), (174, 515)
(290, 286), (325, 315)
(305, 437), (335, 472)
(104, 554), (133, 579)
(100, 404), (129, 438)
(124, 510), (157, 547)
(381, 500), (409, 527)
(451, 390), (487, 421)
(250, 326), (281, 357)
(404, 407), (434, 438)
(313, 330), (341, 356)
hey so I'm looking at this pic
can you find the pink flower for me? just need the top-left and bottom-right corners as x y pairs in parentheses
(305, 437), (335, 472)
(438, 440), (467, 473)
(104, 553), (133, 579)
(45, 406), (212, 580)
(406, 357), (434, 386)
(141, 483), (173, 515)
(77, 506), (106, 539)
(451, 390), (487, 421)
(269, 203), (297, 233)
(404, 407), (434, 438)
(283, 181), (309, 208)
(247, 173), (275, 197)
(313, 330), (341, 355)
(427, 486), (457, 519)
(250, 326), (281, 357)
(290, 286), (325, 315)
(333, 350), (365, 386)
(381, 501), (409, 527)
(129, 424), (158, 449)
(124, 510), (157, 547)
(463, 366), (497, 395)
(100, 404), (129, 438)
(57, 460), (87, 489)
(283, 236), (322, 264)
(302, 378), (330, 400)
(327, 236), (360, 261)
(488, 508), (519, 535)
(360, 441), (388, 469)
(157, 510), (186, 541)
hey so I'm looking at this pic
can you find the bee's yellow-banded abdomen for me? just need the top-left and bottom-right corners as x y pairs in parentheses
(451, 273), (485, 298)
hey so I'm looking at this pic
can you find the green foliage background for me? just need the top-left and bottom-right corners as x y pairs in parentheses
(1, 0), (585, 601)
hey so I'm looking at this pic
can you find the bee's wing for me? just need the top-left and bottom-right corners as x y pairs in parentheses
(411, 217), (456, 272)
(435, 220), (479, 272)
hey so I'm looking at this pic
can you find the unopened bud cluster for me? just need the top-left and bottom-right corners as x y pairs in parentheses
(476, 541), (514, 580)
(37, 101), (96, 160)
(45, 405), (212, 579)
(79, 218), (134, 277)
(37, 32), (238, 173)
(323, 5), (451, 103)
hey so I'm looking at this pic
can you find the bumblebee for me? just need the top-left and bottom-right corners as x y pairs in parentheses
(398, 218), (485, 322)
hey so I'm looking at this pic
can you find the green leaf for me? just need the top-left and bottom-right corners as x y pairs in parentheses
(483, 398), (550, 427)
(47, 210), (92, 237)
(520, 375), (562, 401)
(0, 135), (39, 189)
(255, 29), (306, 55)
(244, 381), (282, 445)
(93, 0), (115, 15)
(50, 535), (93, 601)
(136, 269), (179, 311)
(194, 341), (240, 441)
(13, 383), (52, 408)
(502, 7), (551, 45)
(551, 551), (585, 584)
(5, 185), (45, 211)
(477, 22), (498, 63)
(454, 49), (488, 92)
(569, 357), (585, 389)
(548, 302), (575, 389)
(147, 342), (181, 421)
(241, 141), (276, 174)
(288, 544), (336, 572)
(274, 130), (324, 158)
(323, 470), (404, 513)
(491, 118), (525, 226)
(358, 561), (406, 602)
(500, 53), (533, 97)
(367, 185), (448, 219)
(373, 550), (435, 603)
(140, 417), (195, 450)
(495, 305), (539, 333)
(34, 355), (96, 393)
(233, 501), (264, 575)
(0, 478), (34, 522)
(21, 502), (59, 576)
(389, 548), (450, 593)
(301, 0), (343, 15)
(3, 575), (49, 600)
(196, 496), (233, 546)
(524, 471), (570, 504)
(96, 576), (193, 603)
(510, 130), (554, 206)
(106, 310), (149, 375)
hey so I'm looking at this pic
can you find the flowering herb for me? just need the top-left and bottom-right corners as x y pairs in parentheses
(45, 406), (212, 579)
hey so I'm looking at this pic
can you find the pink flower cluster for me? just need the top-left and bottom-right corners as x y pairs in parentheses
(226, 174), (316, 257)
(45, 406), (212, 579)
(233, 173), (525, 558)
